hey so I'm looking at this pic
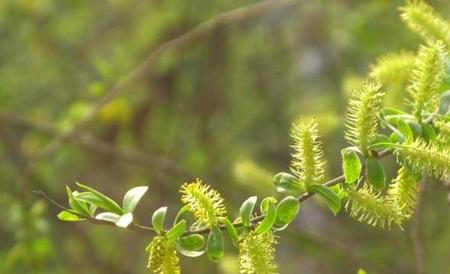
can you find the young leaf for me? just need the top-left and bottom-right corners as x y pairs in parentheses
(421, 123), (437, 142)
(152, 206), (167, 235)
(396, 119), (413, 141)
(122, 186), (148, 213)
(166, 220), (186, 242)
(273, 172), (301, 193)
(175, 242), (205, 258)
(176, 234), (205, 258)
(221, 218), (238, 247)
(207, 226), (224, 262)
(341, 148), (362, 184)
(95, 212), (121, 223)
(239, 196), (257, 227)
(66, 186), (90, 216)
(309, 184), (341, 215)
(366, 157), (386, 190)
(57, 211), (84, 222)
(255, 198), (277, 234)
(115, 212), (133, 228)
(274, 196), (300, 231)
(75, 182), (123, 214)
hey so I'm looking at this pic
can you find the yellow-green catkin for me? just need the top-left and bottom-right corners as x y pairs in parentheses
(180, 179), (226, 227)
(290, 119), (326, 191)
(238, 231), (278, 274)
(400, 0), (450, 46)
(147, 236), (181, 274)
(407, 41), (447, 120)
(345, 81), (385, 155)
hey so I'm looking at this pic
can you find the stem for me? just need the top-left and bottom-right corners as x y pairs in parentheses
(35, 149), (394, 236)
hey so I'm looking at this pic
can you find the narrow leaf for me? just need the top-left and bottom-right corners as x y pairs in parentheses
(221, 218), (238, 247)
(152, 206), (167, 235)
(177, 234), (205, 252)
(341, 148), (362, 184)
(115, 212), (133, 228)
(122, 186), (148, 213)
(207, 226), (224, 262)
(366, 157), (386, 190)
(76, 182), (123, 214)
(166, 220), (186, 242)
(255, 199), (277, 234)
(273, 172), (301, 193)
(274, 196), (300, 231)
(57, 211), (84, 222)
(309, 184), (341, 215)
(239, 196), (257, 227)
(95, 212), (121, 223)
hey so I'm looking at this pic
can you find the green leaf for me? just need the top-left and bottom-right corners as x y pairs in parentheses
(57, 211), (84, 222)
(166, 220), (186, 242)
(369, 134), (393, 150)
(438, 90), (450, 115)
(95, 212), (121, 223)
(239, 196), (257, 227)
(66, 186), (90, 216)
(75, 182), (124, 214)
(175, 242), (205, 258)
(273, 172), (301, 193)
(174, 205), (189, 226)
(396, 119), (413, 141)
(406, 120), (422, 138)
(365, 156), (386, 190)
(357, 269), (367, 274)
(221, 218), (238, 247)
(309, 184), (341, 215)
(152, 206), (167, 235)
(115, 212), (133, 228)
(274, 196), (300, 231)
(341, 148), (362, 184)
(207, 226), (224, 262)
(255, 198), (277, 234)
(260, 197), (277, 213)
(421, 123), (437, 142)
(176, 234), (205, 257)
(122, 186), (148, 213)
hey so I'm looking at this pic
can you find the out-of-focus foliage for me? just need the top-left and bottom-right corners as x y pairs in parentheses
(1, 0), (450, 274)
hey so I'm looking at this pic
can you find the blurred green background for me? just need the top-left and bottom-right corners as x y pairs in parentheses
(1, 0), (449, 273)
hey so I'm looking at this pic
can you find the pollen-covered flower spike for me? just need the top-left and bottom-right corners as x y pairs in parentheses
(180, 179), (226, 227)
(406, 41), (447, 120)
(387, 166), (419, 218)
(290, 119), (326, 190)
(399, 0), (450, 46)
(345, 81), (385, 155)
(238, 230), (278, 274)
(345, 185), (404, 229)
(395, 138), (450, 182)
(147, 236), (181, 274)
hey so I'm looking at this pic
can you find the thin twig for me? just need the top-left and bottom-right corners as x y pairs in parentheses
(33, 190), (154, 233)
(36, 149), (393, 236)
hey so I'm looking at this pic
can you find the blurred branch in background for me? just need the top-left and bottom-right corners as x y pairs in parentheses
(411, 177), (427, 274)
(0, 111), (188, 176)
(35, 0), (298, 160)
